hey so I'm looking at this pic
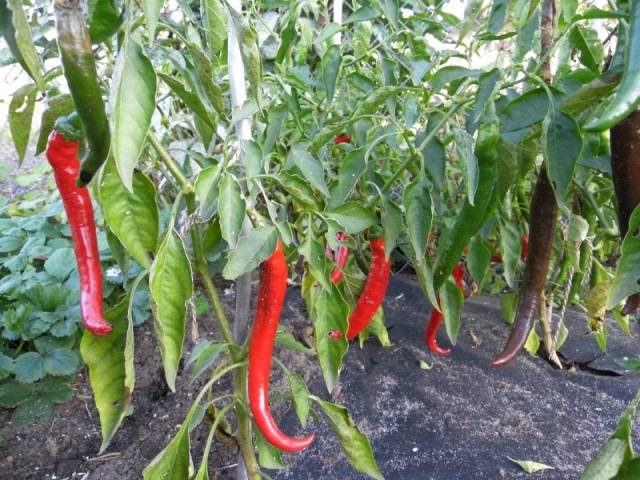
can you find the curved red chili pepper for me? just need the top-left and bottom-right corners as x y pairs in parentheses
(346, 237), (391, 340)
(492, 171), (557, 368)
(425, 306), (450, 356)
(333, 133), (352, 145)
(330, 232), (350, 284)
(248, 240), (315, 452)
(46, 132), (111, 336)
(425, 263), (467, 356)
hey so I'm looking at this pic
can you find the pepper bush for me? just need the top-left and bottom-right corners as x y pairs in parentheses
(1, 0), (640, 477)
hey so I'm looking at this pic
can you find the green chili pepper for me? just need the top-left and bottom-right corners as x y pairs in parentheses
(433, 120), (500, 290)
(585, 0), (640, 131)
(54, 0), (110, 186)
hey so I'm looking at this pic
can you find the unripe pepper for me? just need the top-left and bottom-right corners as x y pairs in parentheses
(248, 240), (315, 452)
(46, 132), (112, 335)
(346, 237), (391, 340)
(54, 0), (110, 186)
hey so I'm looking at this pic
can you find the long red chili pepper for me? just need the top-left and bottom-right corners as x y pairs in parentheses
(46, 132), (111, 335)
(330, 232), (350, 284)
(610, 109), (640, 315)
(333, 133), (351, 144)
(425, 264), (466, 356)
(248, 240), (315, 452)
(492, 170), (557, 367)
(346, 237), (391, 340)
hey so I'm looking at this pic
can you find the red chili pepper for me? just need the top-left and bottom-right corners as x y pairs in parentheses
(46, 132), (111, 335)
(330, 232), (350, 284)
(520, 234), (529, 261)
(346, 237), (391, 340)
(425, 306), (450, 356)
(328, 330), (344, 340)
(248, 240), (315, 452)
(425, 263), (467, 356)
(333, 133), (351, 145)
(491, 254), (503, 263)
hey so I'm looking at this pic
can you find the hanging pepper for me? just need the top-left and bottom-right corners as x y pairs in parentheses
(333, 133), (352, 145)
(54, 0), (110, 186)
(585, 0), (640, 131)
(346, 237), (391, 340)
(492, 169), (557, 367)
(490, 235), (529, 264)
(248, 240), (315, 452)
(610, 108), (640, 314)
(425, 263), (467, 356)
(46, 132), (112, 335)
(330, 232), (350, 284)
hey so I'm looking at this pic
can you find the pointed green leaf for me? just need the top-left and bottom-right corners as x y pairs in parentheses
(441, 279), (464, 345)
(8, 84), (36, 164)
(110, 37), (157, 191)
(287, 371), (311, 427)
(150, 230), (193, 391)
(322, 44), (342, 103)
(218, 175), (245, 248)
(80, 297), (135, 453)
(223, 226), (277, 280)
(403, 176), (432, 261)
(100, 159), (159, 268)
(202, 0), (226, 55)
(143, 0), (163, 41)
(312, 397), (384, 480)
(6, 0), (44, 88)
(289, 145), (330, 197)
(326, 203), (377, 234)
(328, 148), (366, 209)
(608, 207), (640, 309)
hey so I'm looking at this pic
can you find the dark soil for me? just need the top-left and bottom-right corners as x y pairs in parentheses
(1, 275), (640, 480)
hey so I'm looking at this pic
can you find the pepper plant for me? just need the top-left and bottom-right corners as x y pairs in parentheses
(2, 0), (640, 477)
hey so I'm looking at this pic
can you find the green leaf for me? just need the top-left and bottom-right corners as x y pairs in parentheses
(256, 430), (286, 470)
(326, 203), (377, 234)
(499, 221), (521, 288)
(312, 397), (384, 480)
(43, 348), (81, 376)
(569, 26), (604, 74)
(5, 0), (44, 88)
(322, 45), (342, 103)
(303, 278), (348, 392)
(35, 94), (74, 155)
(143, 409), (193, 479)
(344, 6), (380, 23)
(487, 0), (508, 34)
(383, 0), (399, 27)
(608, 207), (640, 309)
(223, 226), (278, 280)
(100, 159), (159, 268)
(143, 0), (163, 41)
(300, 235), (330, 291)
(381, 197), (402, 258)
(328, 148), (366, 209)
(0, 354), (14, 380)
(403, 176), (432, 262)
(455, 129), (478, 204)
(275, 330), (314, 355)
(110, 37), (157, 191)
(0, 381), (31, 407)
(467, 69), (501, 134)
(90, 0), (122, 43)
(14, 352), (45, 383)
(44, 247), (76, 280)
(202, 0), (227, 55)
(12, 397), (54, 425)
(278, 171), (322, 210)
(499, 88), (549, 132)
(287, 371), (311, 427)
(543, 107), (583, 204)
(189, 342), (226, 381)
(81, 296), (135, 452)
(508, 457), (554, 473)
(194, 165), (222, 221)
(8, 84), (36, 164)
(440, 279), (464, 345)
(467, 236), (491, 288)
(218, 175), (245, 249)
(289, 145), (330, 197)
(150, 230), (193, 391)
(430, 66), (481, 92)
